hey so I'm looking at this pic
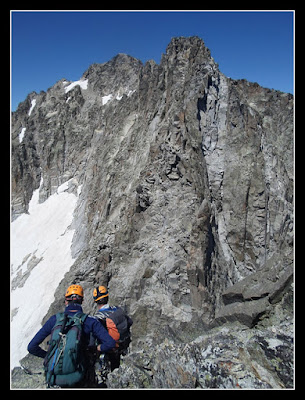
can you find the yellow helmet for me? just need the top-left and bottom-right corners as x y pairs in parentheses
(93, 286), (109, 302)
(65, 284), (84, 299)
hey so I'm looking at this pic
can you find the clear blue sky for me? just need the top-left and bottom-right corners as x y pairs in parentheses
(11, 11), (294, 111)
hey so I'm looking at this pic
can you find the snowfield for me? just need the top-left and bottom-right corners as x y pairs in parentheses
(18, 127), (26, 143)
(63, 78), (88, 93)
(102, 94), (113, 105)
(11, 178), (80, 368)
(28, 99), (36, 116)
(102, 89), (135, 106)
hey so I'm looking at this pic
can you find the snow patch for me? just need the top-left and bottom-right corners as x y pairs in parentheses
(19, 127), (26, 143)
(103, 88), (136, 105)
(102, 94), (113, 105)
(64, 78), (88, 93)
(127, 89), (136, 97)
(28, 99), (36, 116)
(11, 178), (79, 368)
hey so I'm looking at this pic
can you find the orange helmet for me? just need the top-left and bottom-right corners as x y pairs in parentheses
(93, 286), (109, 302)
(65, 284), (84, 299)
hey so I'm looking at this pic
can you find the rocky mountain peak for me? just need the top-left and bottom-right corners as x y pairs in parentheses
(165, 35), (206, 55)
(11, 36), (293, 388)
(163, 36), (213, 69)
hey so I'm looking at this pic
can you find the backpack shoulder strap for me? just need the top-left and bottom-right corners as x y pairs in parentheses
(74, 311), (87, 322)
(51, 312), (68, 335)
(55, 312), (66, 324)
(67, 312), (87, 328)
(80, 312), (88, 322)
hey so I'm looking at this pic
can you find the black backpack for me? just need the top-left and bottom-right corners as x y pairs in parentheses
(94, 306), (132, 353)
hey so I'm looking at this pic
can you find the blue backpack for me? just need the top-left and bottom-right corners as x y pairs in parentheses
(44, 312), (87, 387)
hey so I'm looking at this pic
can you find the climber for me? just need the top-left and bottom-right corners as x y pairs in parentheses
(27, 284), (116, 387)
(92, 285), (133, 383)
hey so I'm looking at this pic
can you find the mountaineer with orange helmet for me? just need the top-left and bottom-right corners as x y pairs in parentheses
(64, 283), (84, 302)
(27, 284), (116, 387)
(92, 285), (133, 386)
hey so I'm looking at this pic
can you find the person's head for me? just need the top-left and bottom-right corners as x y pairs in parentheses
(93, 285), (109, 306)
(65, 284), (84, 305)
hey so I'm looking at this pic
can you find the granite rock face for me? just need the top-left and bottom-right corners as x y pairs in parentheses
(11, 36), (293, 388)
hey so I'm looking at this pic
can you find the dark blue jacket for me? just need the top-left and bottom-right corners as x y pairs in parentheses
(27, 304), (116, 358)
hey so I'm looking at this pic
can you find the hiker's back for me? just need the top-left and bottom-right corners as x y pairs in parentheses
(44, 311), (88, 387)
